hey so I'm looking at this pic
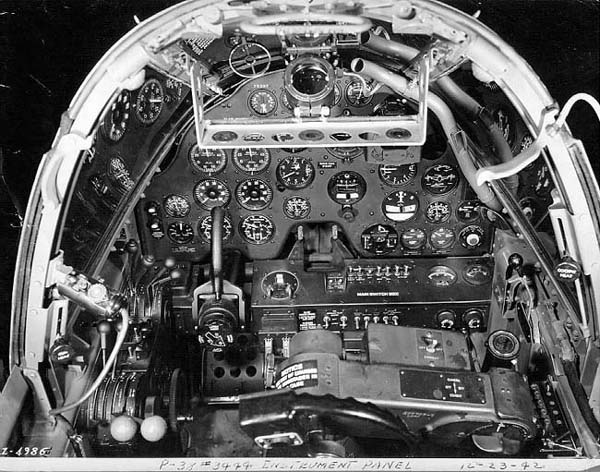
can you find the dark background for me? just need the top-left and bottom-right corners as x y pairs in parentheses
(0, 0), (598, 369)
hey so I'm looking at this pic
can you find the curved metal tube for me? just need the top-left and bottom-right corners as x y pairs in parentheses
(211, 206), (224, 301)
(361, 32), (518, 193)
(351, 58), (501, 210)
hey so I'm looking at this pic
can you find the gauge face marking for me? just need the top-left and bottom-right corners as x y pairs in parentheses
(239, 214), (275, 244)
(164, 194), (191, 218)
(102, 90), (130, 142)
(276, 156), (315, 189)
(459, 225), (485, 249)
(198, 214), (233, 242)
(233, 148), (271, 174)
(283, 196), (311, 219)
(135, 78), (164, 125)
(427, 265), (458, 287)
(361, 224), (398, 255)
(193, 179), (231, 209)
(188, 146), (227, 175)
(167, 222), (194, 244)
(327, 171), (367, 205)
(236, 178), (273, 211)
(382, 190), (419, 222)
(248, 89), (277, 116)
(456, 200), (481, 222)
(422, 164), (459, 194)
(400, 228), (426, 250)
(378, 163), (417, 186)
(430, 227), (456, 250)
(107, 157), (134, 193)
(425, 201), (451, 223)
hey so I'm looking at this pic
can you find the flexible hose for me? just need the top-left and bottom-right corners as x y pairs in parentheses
(49, 309), (129, 416)
(351, 58), (501, 210)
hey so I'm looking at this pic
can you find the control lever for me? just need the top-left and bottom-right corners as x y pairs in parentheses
(211, 206), (224, 301)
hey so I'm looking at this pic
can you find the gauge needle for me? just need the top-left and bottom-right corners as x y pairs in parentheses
(149, 99), (162, 103)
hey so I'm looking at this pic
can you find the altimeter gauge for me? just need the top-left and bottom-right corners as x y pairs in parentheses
(276, 156), (315, 189)
(135, 78), (164, 125)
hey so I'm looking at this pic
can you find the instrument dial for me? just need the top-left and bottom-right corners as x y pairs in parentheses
(233, 148), (271, 174)
(167, 222), (194, 244)
(425, 201), (451, 223)
(188, 146), (227, 175)
(102, 90), (130, 142)
(361, 224), (398, 255)
(262, 271), (299, 299)
(107, 157), (134, 193)
(236, 179), (273, 211)
(283, 196), (311, 219)
(422, 164), (459, 194)
(427, 265), (458, 287)
(276, 156), (315, 189)
(459, 225), (485, 249)
(239, 215), (275, 245)
(456, 200), (481, 222)
(198, 214), (233, 242)
(463, 263), (492, 286)
(382, 190), (419, 222)
(327, 171), (367, 205)
(163, 194), (191, 218)
(193, 179), (231, 209)
(327, 147), (364, 162)
(378, 163), (417, 186)
(248, 89), (277, 116)
(400, 228), (427, 250)
(345, 79), (372, 106)
(430, 227), (456, 250)
(135, 78), (164, 125)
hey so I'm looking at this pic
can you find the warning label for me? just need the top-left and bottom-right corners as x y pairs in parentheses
(275, 361), (319, 390)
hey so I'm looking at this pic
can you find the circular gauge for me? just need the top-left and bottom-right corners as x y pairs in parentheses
(193, 179), (231, 209)
(427, 265), (458, 287)
(534, 164), (553, 198)
(236, 179), (273, 211)
(520, 133), (534, 152)
(233, 148), (271, 174)
(327, 147), (364, 161)
(430, 227), (456, 250)
(276, 156), (315, 189)
(107, 157), (134, 193)
(248, 89), (277, 116)
(262, 271), (299, 299)
(135, 78), (164, 125)
(456, 200), (481, 222)
(102, 90), (130, 142)
(239, 215), (275, 245)
(425, 201), (451, 223)
(164, 194), (191, 218)
(167, 222), (194, 244)
(422, 164), (459, 194)
(400, 228), (427, 250)
(345, 79), (372, 107)
(198, 214), (233, 243)
(327, 171), (367, 205)
(382, 190), (419, 222)
(283, 196), (311, 219)
(188, 145), (227, 175)
(463, 263), (492, 286)
(361, 224), (398, 255)
(459, 225), (485, 249)
(378, 163), (417, 186)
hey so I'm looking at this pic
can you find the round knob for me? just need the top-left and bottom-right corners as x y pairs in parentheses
(140, 415), (168, 442)
(110, 414), (138, 442)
